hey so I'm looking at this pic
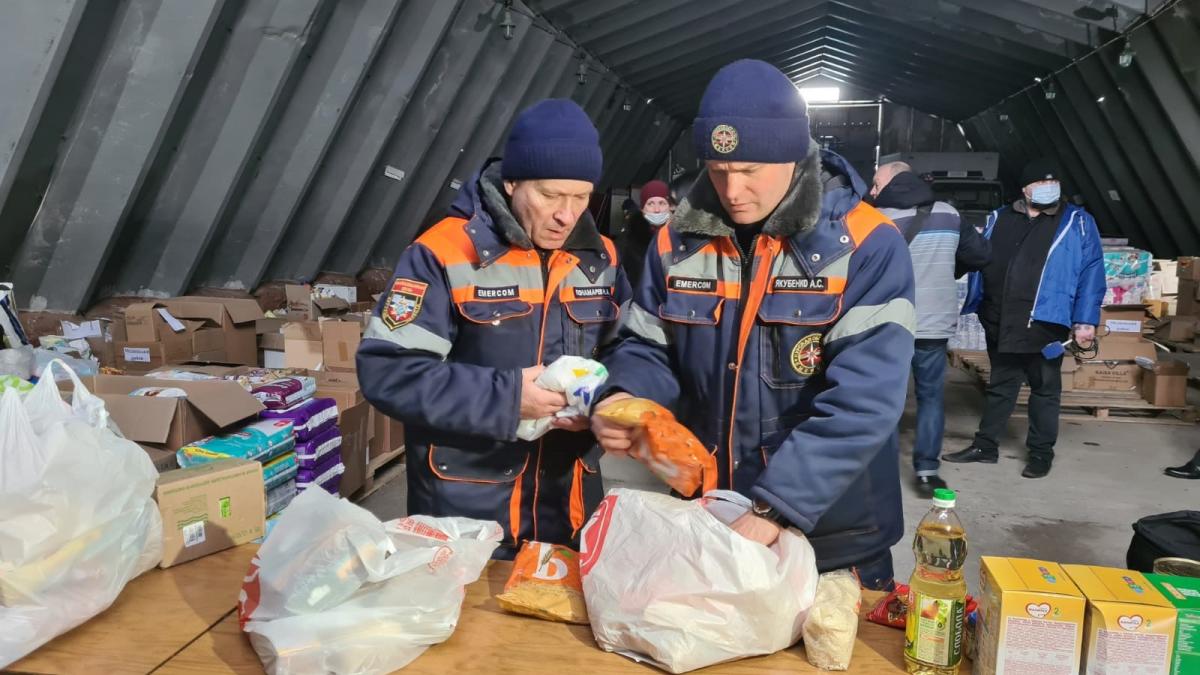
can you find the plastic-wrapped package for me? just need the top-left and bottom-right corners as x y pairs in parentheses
(263, 453), (299, 491)
(266, 480), (298, 517)
(516, 356), (607, 440)
(177, 419), (295, 468)
(581, 489), (818, 673)
(261, 398), (338, 441)
(595, 398), (718, 497)
(802, 570), (862, 670)
(497, 541), (588, 624)
(238, 489), (502, 674)
(251, 377), (316, 410)
(293, 427), (342, 468)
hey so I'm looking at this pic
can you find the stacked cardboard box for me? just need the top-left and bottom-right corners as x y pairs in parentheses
(1064, 306), (1157, 393)
(107, 298), (263, 372)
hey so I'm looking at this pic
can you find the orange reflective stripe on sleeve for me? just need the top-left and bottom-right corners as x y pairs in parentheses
(509, 468), (523, 547)
(845, 202), (896, 247)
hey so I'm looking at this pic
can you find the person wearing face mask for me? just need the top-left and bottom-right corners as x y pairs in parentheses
(357, 99), (630, 559)
(944, 158), (1104, 479)
(617, 180), (673, 288)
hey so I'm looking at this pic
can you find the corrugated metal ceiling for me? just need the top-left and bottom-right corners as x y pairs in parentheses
(0, 0), (1192, 313)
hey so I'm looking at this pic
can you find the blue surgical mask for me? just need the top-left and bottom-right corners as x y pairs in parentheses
(1029, 183), (1061, 206)
(644, 211), (670, 226)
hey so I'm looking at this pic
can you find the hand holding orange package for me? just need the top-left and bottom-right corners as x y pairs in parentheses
(595, 397), (718, 497)
(496, 541), (588, 624)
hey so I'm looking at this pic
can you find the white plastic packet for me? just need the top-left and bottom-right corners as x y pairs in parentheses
(0, 360), (162, 667)
(580, 489), (819, 673)
(516, 356), (607, 440)
(802, 569), (862, 670)
(239, 488), (502, 675)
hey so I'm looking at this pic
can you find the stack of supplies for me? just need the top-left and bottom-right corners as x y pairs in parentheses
(177, 418), (299, 516)
(264, 396), (345, 495)
(251, 376), (316, 410)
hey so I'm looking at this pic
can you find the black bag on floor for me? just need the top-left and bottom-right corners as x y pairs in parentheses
(1127, 510), (1200, 572)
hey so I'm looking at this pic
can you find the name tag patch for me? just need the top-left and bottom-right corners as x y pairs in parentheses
(669, 277), (717, 293)
(574, 286), (612, 298)
(773, 276), (828, 292)
(474, 285), (518, 300)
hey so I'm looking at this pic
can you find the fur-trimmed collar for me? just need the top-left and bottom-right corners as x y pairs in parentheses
(671, 141), (823, 239)
(475, 161), (604, 252)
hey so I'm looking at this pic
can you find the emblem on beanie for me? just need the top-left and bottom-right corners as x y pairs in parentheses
(710, 124), (739, 154)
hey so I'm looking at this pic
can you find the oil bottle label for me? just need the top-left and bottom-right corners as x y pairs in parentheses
(904, 591), (965, 666)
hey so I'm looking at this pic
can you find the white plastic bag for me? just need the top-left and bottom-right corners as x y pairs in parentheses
(580, 489), (819, 673)
(516, 356), (607, 440)
(239, 488), (502, 675)
(0, 360), (162, 667)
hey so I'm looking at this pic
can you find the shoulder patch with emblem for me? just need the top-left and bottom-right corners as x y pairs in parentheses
(790, 333), (823, 376)
(382, 278), (427, 329)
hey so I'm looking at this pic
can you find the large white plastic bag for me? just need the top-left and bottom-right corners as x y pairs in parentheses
(239, 488), (503, 675)
(0, 360), (162, 667)
(580, 489), (819, 673)
(516, 356), (607, 440)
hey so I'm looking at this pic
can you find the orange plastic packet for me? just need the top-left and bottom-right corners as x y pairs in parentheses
(596, 398), (718, 497)
(496, 541), (588, 624)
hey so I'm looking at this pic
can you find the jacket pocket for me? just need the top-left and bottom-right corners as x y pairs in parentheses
(428, 443), (529, 483)
(659, 291), (722, 324)
(758, 293), (840, 389)
(455, 299), (532, 324)
(563, 298), (620, 357)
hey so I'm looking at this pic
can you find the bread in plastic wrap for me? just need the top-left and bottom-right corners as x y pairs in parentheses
(802, 570), (862, 670)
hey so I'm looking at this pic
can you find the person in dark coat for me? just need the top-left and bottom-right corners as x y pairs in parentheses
(945, 158), (1104, 480)
(617, 180), (672, 288)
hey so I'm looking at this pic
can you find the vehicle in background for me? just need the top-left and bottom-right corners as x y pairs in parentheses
(879, 152), (1005, 231)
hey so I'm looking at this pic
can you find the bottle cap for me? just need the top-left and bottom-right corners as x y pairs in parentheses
(932, 488), (956, 508)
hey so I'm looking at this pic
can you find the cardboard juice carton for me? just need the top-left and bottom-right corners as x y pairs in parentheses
(1064, 565), (1177, 675)
(1146, 574), (1200, 675)
(975, 557), (1086, 675)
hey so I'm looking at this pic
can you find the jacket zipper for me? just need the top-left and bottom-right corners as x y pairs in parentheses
(1026, 209), (1076, 328)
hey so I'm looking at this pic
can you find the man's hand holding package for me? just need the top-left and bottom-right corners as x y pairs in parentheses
(520, 365), (568, 420)
(591, 392), (637, 456)
(730, 511), (782, 546)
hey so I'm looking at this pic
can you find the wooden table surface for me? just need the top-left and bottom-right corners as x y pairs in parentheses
(157, 560), (944, 675)
(6, 545), (257, 675)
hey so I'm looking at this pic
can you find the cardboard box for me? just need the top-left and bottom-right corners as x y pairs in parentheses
(1146, 574), (1200, 675)
(1154, 260), (1180, 297)
(86, 374), (263, 450)
(338, 400), (372, 497)
(1072, 338), (1157, 392)
(164, 297), (263, 366)
(1101, 305), (1148, 341)
(140, 445), (180, 472)
(1064, 565), (1176, 675)
(1145, 299), (1171, 320)
(154, 459), (265, 568)
(113, 333), (194, 373)
(370, 406), (405, 460)
(975, 557), (1086, 675)
(1178, 257), (1200, 281)
(314, 370), (364, 413)
(1141, 360), (1190, 407)
(1180, 280), (1200, 317)
(283, 320), (362, 371)
(1155, 316), (1198, 343)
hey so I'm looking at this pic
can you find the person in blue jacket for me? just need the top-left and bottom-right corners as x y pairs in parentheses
(945, 158), (1104, 479)
(590, 60), (916, 590)
(357, 99), (629, 559)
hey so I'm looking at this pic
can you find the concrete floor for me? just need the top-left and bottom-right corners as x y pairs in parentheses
(361, 367), (1199, 593)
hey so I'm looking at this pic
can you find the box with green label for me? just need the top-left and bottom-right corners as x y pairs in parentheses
(1146, 574), (1200, 675)
(153, 458), (265, 568)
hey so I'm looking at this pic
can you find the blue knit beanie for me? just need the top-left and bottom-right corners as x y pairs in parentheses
(693, 59), (811, 163)
(502, 99), (602, 184)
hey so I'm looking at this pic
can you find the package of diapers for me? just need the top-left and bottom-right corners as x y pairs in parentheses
(251, 376), (316, 410)
(261, 398), (338, 441)
(177, 419), (296, 468)
(293, 427), (342, 469)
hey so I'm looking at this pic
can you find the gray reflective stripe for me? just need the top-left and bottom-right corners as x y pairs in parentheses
(666, 249), (723, 280)
(364, 316), (452, 357)
(623, 302), (669, 345)
(824, 297), (916, 343)
(821, 251), (851, 278)
(601, 299), (631, 346)
(443, 260), (542, 293)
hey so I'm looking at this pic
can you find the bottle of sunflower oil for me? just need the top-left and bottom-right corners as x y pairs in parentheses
(904, 488), (968, 675)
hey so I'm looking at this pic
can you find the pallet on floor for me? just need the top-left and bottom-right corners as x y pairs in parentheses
(353, 445), (406, 501)
(949, 349), (1196, 426)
